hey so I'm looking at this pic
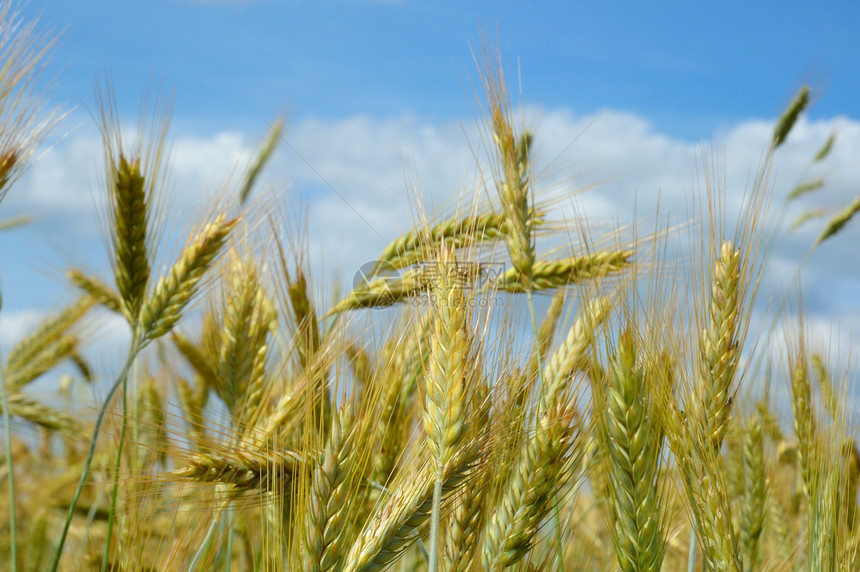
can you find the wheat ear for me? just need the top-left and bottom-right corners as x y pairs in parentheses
(286, 266), (330, 432)
(66, 269), (124, 315)
(772, 84), (810, 148)
(542, 297), (611, 412)
(4, 296), (94, 387)
(423, 247), (470, 475)
(4, 335), (79, 391)
(1, 393), (83, 441)
(598, 330), (666, 572)
(372, 313), (428, 483)
(216, 256), (276, 426)
(484, 56), (534, 283)
(343, 451), (475, 572)
(491, 250), (632, 293)
(442, 426), (490, 572)
(740, 411), (766, 570)
(176, 376), (209, 452)
(423, 245), (474, 572)
(138, 214), (237, 341)
(172, 448), (304, 492)
(481, 402), (582, 571)
(661, 396), (743, 572)
(111, 154), (150, 318)
(693, 240), (742, 451)
(816, 194), (860, 246)
(372, 209), (544, 273)
(304, 405), (358, 572)
(328, 267), (430, 315)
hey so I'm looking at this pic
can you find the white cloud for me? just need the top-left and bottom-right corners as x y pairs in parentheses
(4, 105), (860, 401)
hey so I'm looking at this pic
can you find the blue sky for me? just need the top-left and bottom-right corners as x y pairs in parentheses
(20, 1), (860, 135)
(2, 0), (860, 401)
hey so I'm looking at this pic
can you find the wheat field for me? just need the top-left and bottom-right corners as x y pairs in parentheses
(0, 4), (858, 572)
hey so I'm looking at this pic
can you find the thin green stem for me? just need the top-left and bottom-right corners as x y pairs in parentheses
(101, 366), (130, 572)
(0, 344), (18, 572)
(525, 290), (546, 410)
(222, 503), (235, 571)
(187, 489), (232, 572)
(428, 475), (444, 572)
(687, 527), (698, 572)
(50, 336), (142, 572)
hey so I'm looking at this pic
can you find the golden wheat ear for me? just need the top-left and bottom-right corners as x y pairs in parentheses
(94, 83), (173, 326)
(0, 3), (61, 203)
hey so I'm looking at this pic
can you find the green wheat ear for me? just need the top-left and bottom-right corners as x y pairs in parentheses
(139, 214), (237, 341)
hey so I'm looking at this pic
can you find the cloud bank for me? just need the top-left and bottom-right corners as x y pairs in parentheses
(3, 105), (859, 401)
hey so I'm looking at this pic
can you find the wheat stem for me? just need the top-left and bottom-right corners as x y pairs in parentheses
(50, 336), (141, 572)
(0, 343), (18, 572)
(101, 365), (130, 572)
